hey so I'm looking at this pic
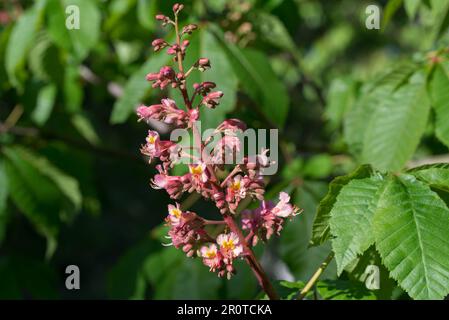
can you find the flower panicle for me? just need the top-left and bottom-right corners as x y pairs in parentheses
(136, 3), (302, 279)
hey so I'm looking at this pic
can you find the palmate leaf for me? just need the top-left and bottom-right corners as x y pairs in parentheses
(407, 163), (449, 192)
(428, 63), (449, 148)
(330, 176), (387, 274)
(310, 165), (374, 247)
(373, 174), (449, 300)
(362, 73), (430, 171)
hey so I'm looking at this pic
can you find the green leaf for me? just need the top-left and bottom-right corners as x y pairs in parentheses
(28, 35), (64, 83)
(210, 24), (290, 128)
(107, 237), (158, 299)
(13, 147), (82, 211)
(344, 62), (417, 158)
(143, 246), (222, 299)
(330, 176), (387, 274)
(404, 0), (421, 20)
(407, 163), (449, 192)
(362, 73), (430, 171)
(0, 256), (59, 299)
(302, 154), (333, 179)
(281, 182), (336, 280)
(137, 0), (157, 30)
(64, 64), (83, 113)
(110, 50), (171, 124)
(183, 28), (238, 130)
(253, 12), (295, 51)
(428, 63), (449, 148)
(345, 246), (399, 300)
(325, 77), (356, 129)
(310, 165), (374, 247)
(382, 0), (403, 29)
(316, 279), (377, 300)
(71, 114), (100, 145)
(5, 1), (46, 89)
(67, 0), (101, 60)
(373, 174), (449, 299)
(428, 0), (449, 45)
(32, 84), (57, 126)
(3, 148), (62, 257)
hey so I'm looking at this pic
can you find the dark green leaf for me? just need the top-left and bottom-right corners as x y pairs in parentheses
(310, 165), (374, 247)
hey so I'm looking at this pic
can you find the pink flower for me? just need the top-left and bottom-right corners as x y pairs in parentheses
(193, 81), (216, 96)
(199, 244), (223, 272)
(216, 232), (243, 262)
(137, 104), (162, 121)
(241, 193), (300, 245)
(215, 119), (247, 133)
(196, 58), (211, 72)
(151, 165), (186, 199)
(137, 99), (190, 128)
(182, 23), (198, 35)
(272, 192), (299, 218)
(151, 38), (168, 51)
(160, 98), (185, 126)
(167, 203), (183, 225)
(227, 175), (246, 199)
(166, 211), (210, 257)
(225, 175), (247, 212)
(211, 135), (241, 165)
(202, 91), (223, 109)
(146, 66), (176, 89)
(189, 162), (209, 184)
(142, 130), (161, 158)
(241, 201), (282, 245)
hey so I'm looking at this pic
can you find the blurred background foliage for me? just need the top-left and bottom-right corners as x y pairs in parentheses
(0, 0), (448, 299)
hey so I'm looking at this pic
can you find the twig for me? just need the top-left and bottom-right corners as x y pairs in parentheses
(297, 252), (334, 300)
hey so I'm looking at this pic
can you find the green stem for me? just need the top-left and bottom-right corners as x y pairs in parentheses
(297, 252), (334, 300)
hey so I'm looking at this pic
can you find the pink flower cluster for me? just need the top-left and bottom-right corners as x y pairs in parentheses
(137, 4), (301, 279)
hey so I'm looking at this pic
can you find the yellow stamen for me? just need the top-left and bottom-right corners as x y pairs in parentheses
(221, 239), (235, 250)
(147, 135), (156, 144)
(230, 180), (241, 192)
(190, 165), (203, 175)
(170, 208), (182, 218)
(205, 250), (216, 259)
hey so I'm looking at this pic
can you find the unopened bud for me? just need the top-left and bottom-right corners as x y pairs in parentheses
(173, 3), (184, 15)
(196, 58), (211, 72)
(182, 24), (198, 35)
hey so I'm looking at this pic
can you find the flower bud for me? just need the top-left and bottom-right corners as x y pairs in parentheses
(182, 24), (198, 35)
(151, 38), (168, 52)
(196, 58), (211, 72)
(202, 91), (223, 109)
(173, 3), (184, 15)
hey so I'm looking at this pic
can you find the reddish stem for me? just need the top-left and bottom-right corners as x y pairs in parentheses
(223, 215), (279, 300)
(172, 14), (279, 301)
